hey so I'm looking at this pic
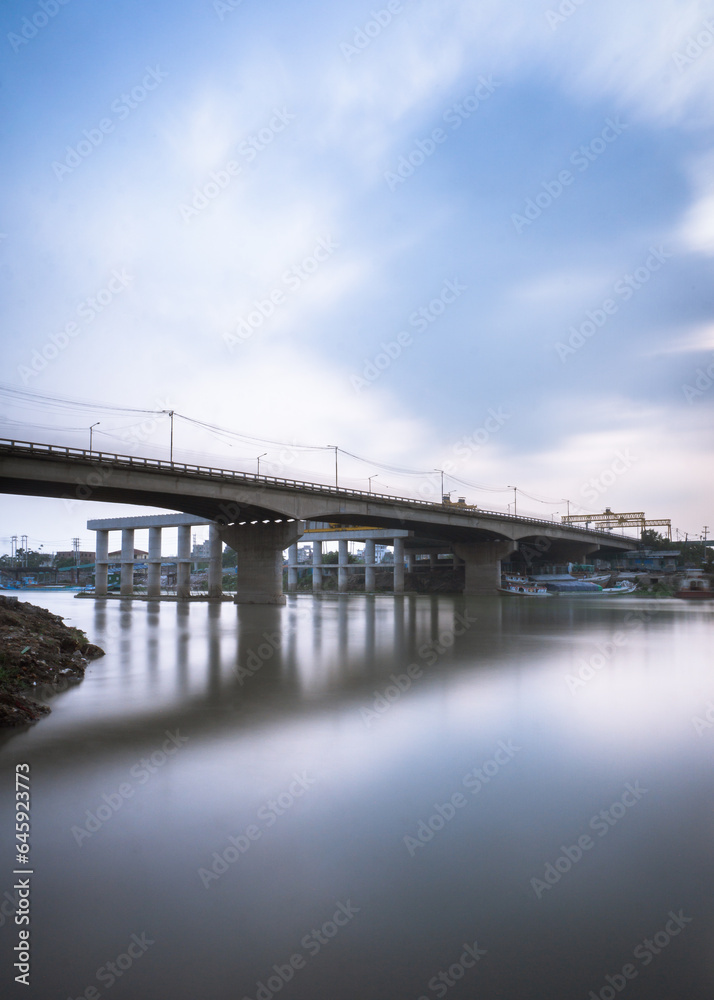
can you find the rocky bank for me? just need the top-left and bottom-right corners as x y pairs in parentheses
(0, 594), (104, 727)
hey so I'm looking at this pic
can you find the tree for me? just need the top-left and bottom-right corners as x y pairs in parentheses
(639, 530), (675, 551)
(0, 548), (49, 569)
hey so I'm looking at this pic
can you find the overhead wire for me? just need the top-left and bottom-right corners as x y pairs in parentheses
(0, 385), (602, 514)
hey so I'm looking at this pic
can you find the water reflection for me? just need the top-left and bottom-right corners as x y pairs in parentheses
(0, 592), (712, 999)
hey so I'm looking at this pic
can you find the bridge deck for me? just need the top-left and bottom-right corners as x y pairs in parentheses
(0, 438), (632, 544)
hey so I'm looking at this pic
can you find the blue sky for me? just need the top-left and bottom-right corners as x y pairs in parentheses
(1, 0), (713, 553)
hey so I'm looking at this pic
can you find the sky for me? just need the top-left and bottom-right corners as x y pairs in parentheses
(1, 0), (713, 555)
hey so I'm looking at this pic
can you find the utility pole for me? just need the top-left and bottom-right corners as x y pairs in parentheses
(256, 453), (267, 476)
(11, 536), (17, 566)
(434, 469), (444, 500)
(508, 486), (517, 516)
(169, 411), (174, 463)
(72, 537), (80, 585)
(89, 421), (100, 452)
(21, 535), (28, 567)
(368, 474), (378, 493)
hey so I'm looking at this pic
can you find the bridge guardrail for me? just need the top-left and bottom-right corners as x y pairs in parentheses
(0, 438), (632, 541)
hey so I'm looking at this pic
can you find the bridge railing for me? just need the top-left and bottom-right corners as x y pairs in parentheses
(0, 438), (631, 541)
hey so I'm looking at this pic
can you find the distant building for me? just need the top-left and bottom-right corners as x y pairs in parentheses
(616, 549), (680, 571)
(108, 549), (149, 561)
(191, 539), (211, 558)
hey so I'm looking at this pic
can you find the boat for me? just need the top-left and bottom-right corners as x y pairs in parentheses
(545, 579), (637, 596)
(498, 578), (551, 597)
(531, 563), (611, 585)
(675, 573), (713, 600)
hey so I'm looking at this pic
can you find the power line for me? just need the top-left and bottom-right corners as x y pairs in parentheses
(0, 382), (159, 416)
(0, 385), (628, 516)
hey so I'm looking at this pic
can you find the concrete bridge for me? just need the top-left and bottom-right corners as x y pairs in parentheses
(0, 439), (635, 602)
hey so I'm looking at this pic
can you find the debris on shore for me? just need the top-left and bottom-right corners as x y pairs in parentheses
(0, 595), (104, 727)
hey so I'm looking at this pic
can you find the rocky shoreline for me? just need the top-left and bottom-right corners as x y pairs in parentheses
(0, 595), (104, 727)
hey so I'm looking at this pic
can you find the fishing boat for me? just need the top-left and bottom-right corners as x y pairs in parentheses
(675, 572), (713, 600)
(498, 578), (551, 597)
(545, 580), (637, 596)
(531, 562), (611, 585)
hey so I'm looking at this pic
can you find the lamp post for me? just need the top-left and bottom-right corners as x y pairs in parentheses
(434, 468), (444, 500)
(162, 410), (174, 463)
(326, 445), (338, 487)
(368, 474), (378, 493)
(562, 498), (571, 519)
(507, 486), (517, 516)
(256, 452), (267, 476)
(89, 422), (100, 453)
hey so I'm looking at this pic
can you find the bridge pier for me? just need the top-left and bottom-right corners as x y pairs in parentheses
(95, 529), (109, 597)
(364, 539), (376, 592)
(120, 528), (135, 597)
(220, 520), (303, 605)
(453, 539), (517, 595)
(208, 524), (223, 599)
(312, 541), (323, 592)
(177, 524), (191, 599)
(338, 539), (349, 593)
(148, 526), (162, 600)
(287, 543), (298, 591)
(393, 537), (405, 593)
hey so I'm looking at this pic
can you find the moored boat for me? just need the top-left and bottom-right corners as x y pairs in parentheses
(498, 579), (551, 597)
(545, 579), (637, 596)
(675, 572), (713, 599)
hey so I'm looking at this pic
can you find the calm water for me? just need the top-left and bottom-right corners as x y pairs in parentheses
(0, 591), (713, 999)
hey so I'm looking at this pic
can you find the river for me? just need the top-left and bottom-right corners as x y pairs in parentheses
(0, 590), (712, 999)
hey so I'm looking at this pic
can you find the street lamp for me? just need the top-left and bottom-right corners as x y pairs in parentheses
(368, 474), (378, 493)
(434, 468), (444, 500)
(507, 486), (517, 516)
(256, 452), (267, 476)
(162, 410), (175, 463)
(89, 422), (100, 452)
(562, 498), (571, 519)
(326, 445), (338, 487)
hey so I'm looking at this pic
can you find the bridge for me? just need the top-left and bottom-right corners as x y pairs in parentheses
(0, 439), (636, 602)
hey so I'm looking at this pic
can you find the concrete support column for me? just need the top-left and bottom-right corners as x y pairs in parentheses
(148, 526), (162, 600)
(219, 521), (303, 605)
(287, 544), (298, 591)
(95, 529), (109, 597)
(365, 539), (375, 592)
(338, 539), (349, 593)
(429, 553), (438, 569)
(312, 541), (323, 593)
(208, 523), (223, 599)
(405, 552), (415, 573)
(452, 540), (517, 595)
(177, 524), (191, 600)
(120, 528), (134, 597)
(393, 537), (405, 593)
